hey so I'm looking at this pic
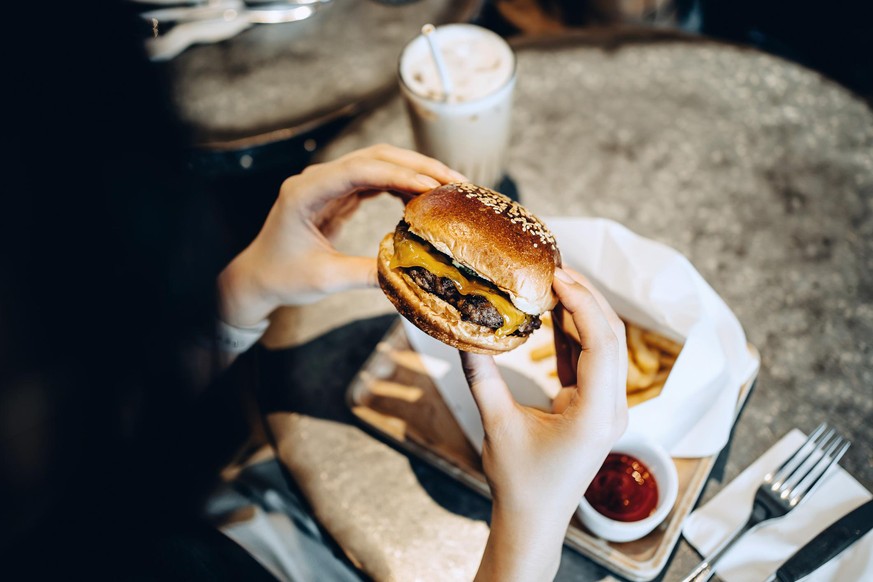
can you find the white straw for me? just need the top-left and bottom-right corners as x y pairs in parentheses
(421, 24), (453, 100)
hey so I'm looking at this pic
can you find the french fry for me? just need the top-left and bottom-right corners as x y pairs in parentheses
(642, 330), (683, 357)
(627, 381), (664, 407)
(536, 310), (681, 408)
(651, 368), (670, 387)
(658, 353), (677, 368)
(626, 352), (656, 392)
(627, 323), (660, 374)
(530, 343), (556, 362)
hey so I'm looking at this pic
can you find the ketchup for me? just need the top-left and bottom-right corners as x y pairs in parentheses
(584, 453), (659, 522)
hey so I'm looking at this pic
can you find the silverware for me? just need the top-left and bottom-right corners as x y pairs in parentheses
(141, 0), (328, 30)
(682, 422), (851, 582)
(145, 18), (250, 60)
(130, 0), (328, 8)
(764, 498), (873, 582)
(144, 0), (326, 60)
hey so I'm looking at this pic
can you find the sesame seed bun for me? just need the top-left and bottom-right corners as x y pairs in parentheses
(377, 183), (561, 354)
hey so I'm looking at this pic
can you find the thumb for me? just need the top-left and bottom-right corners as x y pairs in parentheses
(459, 352), (515, 431)
(317, 255), (380, 293)
(552, 387), (576, 414)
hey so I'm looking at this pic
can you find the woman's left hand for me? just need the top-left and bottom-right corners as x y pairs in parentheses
(465, 268), (628, 581)
(218, 144), (465, 327)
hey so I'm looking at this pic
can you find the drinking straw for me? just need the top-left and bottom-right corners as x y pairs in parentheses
(421, 24), (453, 100)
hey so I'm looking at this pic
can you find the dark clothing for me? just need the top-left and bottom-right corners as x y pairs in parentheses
(1, 2), (314, 579)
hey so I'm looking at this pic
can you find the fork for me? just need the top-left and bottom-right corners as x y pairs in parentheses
(682, 422), (851, 582)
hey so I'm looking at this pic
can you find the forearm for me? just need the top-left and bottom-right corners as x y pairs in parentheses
(475, 504), (566, 582)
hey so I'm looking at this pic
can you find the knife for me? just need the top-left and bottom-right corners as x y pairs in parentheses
(765, 498), (873, 582)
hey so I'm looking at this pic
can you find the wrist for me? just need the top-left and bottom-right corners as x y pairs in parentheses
(213, 317), (270, 353)
(218, 247), (276, 328)
(476, 503), (566, 582)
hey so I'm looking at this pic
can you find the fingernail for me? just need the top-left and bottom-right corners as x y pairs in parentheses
(554, 268), (574, 284)
(448, 170), (468, 182)
(416, 174), (441, 189)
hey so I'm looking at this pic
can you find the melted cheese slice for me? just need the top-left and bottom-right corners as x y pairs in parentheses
(390, 236), (529, 337)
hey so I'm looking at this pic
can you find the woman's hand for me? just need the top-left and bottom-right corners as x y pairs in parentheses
(218, 144), (465, 327)
(465, 268), (628, 581)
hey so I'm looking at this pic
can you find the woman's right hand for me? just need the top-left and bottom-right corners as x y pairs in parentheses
(463, 268), (628, 581)
(217, 144), (465, 329)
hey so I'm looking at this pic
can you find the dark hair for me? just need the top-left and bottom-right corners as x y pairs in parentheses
(2, 2), (247, 573)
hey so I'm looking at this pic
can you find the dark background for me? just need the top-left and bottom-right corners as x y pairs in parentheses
(481, 0), (872, 104)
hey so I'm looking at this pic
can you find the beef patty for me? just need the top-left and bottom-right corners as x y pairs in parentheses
(395, 223), (541, 337)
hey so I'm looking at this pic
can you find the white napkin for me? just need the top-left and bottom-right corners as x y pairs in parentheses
(682, 429), (873, 581)
(547, 217), (758, 457)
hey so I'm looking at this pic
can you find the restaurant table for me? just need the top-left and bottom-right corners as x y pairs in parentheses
(254, 28), (873, 581)
(154, 0), (482, 175)
(151, 0), (485, 255)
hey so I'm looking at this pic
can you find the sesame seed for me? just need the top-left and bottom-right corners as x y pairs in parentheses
(459, 184), (556, 248)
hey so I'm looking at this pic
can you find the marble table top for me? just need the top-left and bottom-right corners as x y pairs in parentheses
(261, 29), (873, 581)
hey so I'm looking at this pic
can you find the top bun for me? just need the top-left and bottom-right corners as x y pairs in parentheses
(404, 183), (561, 315)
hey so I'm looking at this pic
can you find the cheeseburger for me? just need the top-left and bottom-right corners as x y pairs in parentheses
(377, 183), (561, 354)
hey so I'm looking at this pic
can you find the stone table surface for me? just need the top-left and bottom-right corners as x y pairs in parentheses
(260, 30), (873, 581)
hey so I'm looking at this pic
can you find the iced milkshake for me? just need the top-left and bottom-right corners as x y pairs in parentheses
(399, 24), (516, 189)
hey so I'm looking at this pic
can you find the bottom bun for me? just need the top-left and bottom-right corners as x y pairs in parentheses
(377, 233), (528, 355)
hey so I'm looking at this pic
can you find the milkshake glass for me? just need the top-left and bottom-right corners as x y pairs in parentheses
(398, 24), (516, 190)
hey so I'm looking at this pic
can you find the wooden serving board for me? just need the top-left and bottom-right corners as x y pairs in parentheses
(346, 321), (759, 581)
